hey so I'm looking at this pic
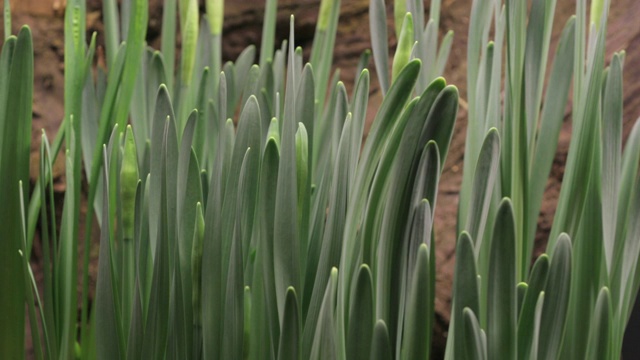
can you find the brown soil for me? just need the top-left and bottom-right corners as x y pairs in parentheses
(7, 0), (640, 358)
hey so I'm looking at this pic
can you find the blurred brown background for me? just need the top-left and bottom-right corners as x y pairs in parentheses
(3, 0), (640, 357)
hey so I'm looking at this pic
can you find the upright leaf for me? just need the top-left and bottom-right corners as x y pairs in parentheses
(0, 27), (32, 359)
(538, 234), (572, 360)
(487, 199), (517, 360)
(585, 288), (611, 360)
(451, 232), (480, 359)
(346, 265), (374, 360)
(275, 288), (300, 360)
(96, 148), (124, 360)
(401, 244), (432, 360)
(369, 0), (390, 94)
(371, 320), (392, 360)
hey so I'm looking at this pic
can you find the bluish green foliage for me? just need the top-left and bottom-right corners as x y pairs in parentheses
(2, 0), (458, 358)
(0, 25), (33, 359)
(449, 0), (640, 359)
(3, 0), (638, 358)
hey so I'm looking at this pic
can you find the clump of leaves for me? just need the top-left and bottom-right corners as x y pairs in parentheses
(4, 0), (639, 358)
(0, 23), (34, 359)
(448, 0), (640, 358)
(6, 0), (458, 358)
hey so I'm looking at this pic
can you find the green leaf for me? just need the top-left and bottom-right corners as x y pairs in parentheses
(619, 147), (640, 323)
(401, 244), (431, 360)
(407, 190), (436, 267)
(585, 288), (611, 360)
(239, 64), (261, 118)
(346, 265), (374, 360)
(205, 0), (223, 35)
(302, 118), (352, 359)
(220, 94), (261, 251)
(529, 291), (545, 360)
(209, 95), (261, 358)
(392, 13), (414, 83)
(120, 125), (139, 336)
(393, 0), (406, 52)
(223, 62), (237, 114)
(38, 132), (58, 358)
(149, 85), (176, 253)
(192, 66), (211, 163)
(18, 184), (44, 360)
(274, 17), (301, 318)
(248, 252), (270, 360)
(369, 0), (390, 95)
(177, 115), (203, 358)
(373, 99), (424, 339)
(273, 42), (287, 115)
(222, 150), (251, 359)
(201, 116), (233, 359)
(420, 85), (459, 169)
(63, 84), (85, 360)
(451, 232), (480, 359)
(3, 0), (10, 39)
(179, 0), (198, 86)
(112, 0), (148, 134)
(348, 69), (370, 188)
(295, 122), (309, 254)
(267, 117), (280, 148)
(168, 238), (188, 359)
(234, 122), (262, 270)
(81, 54), (100, 203)
(295, 64), (315, 272)
(590, 0), (605, 29)
(316, 0), (334, 31)
(277, 287), (300, 360)
(527, 16), (575, 259)
(562, 136), (604, 359)
(137, 175), (153, 318)
(95, 147), (125, 360)
(600, 53), (623, 271)
(0, 26), (32, 359)
(259, 0), (278, 67)
(126, 182), (146, 360)
(27, 116), (66, 249)
(523, 0), (552, 147)
(244, 286), (252, 358)
(83, 42), (126, 229)
(234, 45), (257, 106)
(462, 128), (500, 253)
(462, 308), (486, 360)
(160, 0), (176, 89)
(418, 20), (437, 90)
(538, 233), (572, 360)
(517, 254), (549, 359)
(434, 30), (454, 78)
(315, 78), (346, 184)
(487, 198), (517, 360)
(354, 50), (371, 80)
(309, 268), (339, 360)
(142, 118), (173, 358)
(371, 320), (392, 360)
(400, 198), (434, 352)
(517, 280), (527, 312)
(466, 0), (493, 114)
(258, 138), (282, 355)
(102, 0), (120, 68)
(191, 202), (205, 357)
(309, 0), (340, 114)
(550, 8), (607, 247)
(610, 119), (640, 321)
